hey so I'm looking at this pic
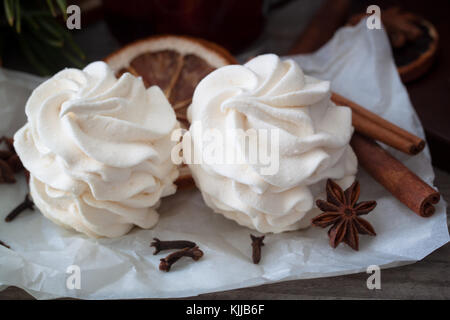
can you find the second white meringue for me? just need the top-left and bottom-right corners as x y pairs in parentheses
(185, 54), (357, 233)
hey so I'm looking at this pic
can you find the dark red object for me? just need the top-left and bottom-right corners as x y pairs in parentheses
(102, 0), (265, 53)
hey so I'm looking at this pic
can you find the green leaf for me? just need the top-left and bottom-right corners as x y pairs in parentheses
(38, 17), (64, 40)
(30, 35), (64, 72)
(46, 0), (57, 17)
(23, 10), (53, 18)
(51, 20), (85, 60)
(18, 36), (51, 75)
(4, 0), (15, 27)
(29, 23), (64, 47)
(24, 15), (40, 31)
(60, 47), (85, 69)
(27, 33), (63, 73)
(63, 32), (85, 60)
(15, 0), (21, 33)
(55, 0), (67, 21)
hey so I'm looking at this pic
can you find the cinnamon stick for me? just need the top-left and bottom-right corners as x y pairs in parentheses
(332, 93), (425, 155)
(286, 1), (425, 156)
(351, 132), (440, 217)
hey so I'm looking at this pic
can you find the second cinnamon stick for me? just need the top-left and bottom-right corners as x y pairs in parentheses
(331, 93), (425, 155)
(351, 133), (439, 217)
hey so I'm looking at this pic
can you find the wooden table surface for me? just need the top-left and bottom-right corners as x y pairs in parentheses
(1, 0), (448, 300)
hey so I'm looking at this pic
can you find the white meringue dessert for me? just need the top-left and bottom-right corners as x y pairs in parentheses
(185, 54), (357, 233)
(14, 61), (179, 237)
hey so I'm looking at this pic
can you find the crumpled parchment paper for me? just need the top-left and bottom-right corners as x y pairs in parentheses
(0, 21), (448, 299)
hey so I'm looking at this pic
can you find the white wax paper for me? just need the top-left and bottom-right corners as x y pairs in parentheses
(0, 21), (448, 299)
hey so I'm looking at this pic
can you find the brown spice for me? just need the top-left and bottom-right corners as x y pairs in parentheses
(0, 150), (14, 160)
(312, 179), (377, 251)
(159, 246), (203, 272)
(0, 136), (24, 181)
(0, 240), (10, 249)
(150, 237), (196, 255)
(250, 234), (265, 264)
(0, 159), (16, 183)
(0, 136), (14, 152)
(7, 154), (23, 173)
(382, 7), (423, 48)
(331, 92), (425, 155)
(24, 169), (30, 184)
(5, 194), (34, 222)
(351, 133), (440, 217)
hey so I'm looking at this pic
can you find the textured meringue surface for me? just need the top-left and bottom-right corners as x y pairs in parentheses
(186, 54), (357, 233)
(14, 62), (179, 237)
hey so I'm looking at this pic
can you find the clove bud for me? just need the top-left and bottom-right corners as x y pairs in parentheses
(0, 136), (14, 152)
(150, 237), (196, 255)
(0, 240), (10, 249)
(5, 194), (34, 222)
(0, 150), (14, 160)
(0, 159), (16, 183)
(250, 234), (265, 264)
(159, 246), (203, 272)
(7, 154), (23, 173)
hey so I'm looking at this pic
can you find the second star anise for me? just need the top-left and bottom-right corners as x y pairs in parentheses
(312, 179), (377, 251)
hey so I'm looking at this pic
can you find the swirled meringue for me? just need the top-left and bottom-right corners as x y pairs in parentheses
(14, 61), (179, 237)
(186, 54), (357, 233)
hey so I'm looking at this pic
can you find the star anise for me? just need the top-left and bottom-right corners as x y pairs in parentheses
(312, 179), (377, 251)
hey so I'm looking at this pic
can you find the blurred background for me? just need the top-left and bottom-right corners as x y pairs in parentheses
(0, 0), (324, 72)
(0, 0), (449, 171)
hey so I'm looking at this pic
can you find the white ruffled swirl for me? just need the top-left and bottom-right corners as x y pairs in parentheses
(14, 61), (179, 238)
(186, 54), (357, 233)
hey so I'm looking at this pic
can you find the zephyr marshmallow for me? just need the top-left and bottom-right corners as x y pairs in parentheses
(185, 54), (357, 233)
(14, 62), (179, 237)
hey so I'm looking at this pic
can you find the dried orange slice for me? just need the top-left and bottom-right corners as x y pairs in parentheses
(104, 35), (237, 188)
